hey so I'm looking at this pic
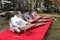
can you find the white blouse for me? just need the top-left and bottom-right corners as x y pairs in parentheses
(9, 15), (28, 31)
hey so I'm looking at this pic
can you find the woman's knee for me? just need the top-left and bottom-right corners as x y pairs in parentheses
(15, 29), (21, 33)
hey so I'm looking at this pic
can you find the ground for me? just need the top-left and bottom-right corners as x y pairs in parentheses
(40, 13), (60, 40)
(0, 13), (60, 40)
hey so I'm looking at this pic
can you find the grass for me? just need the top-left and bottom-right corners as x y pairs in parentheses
(0, 17), (9, 32)
(40, 13), (60, 40)
(44, 17), (60, 40)
(0, 24), (9, 32)
(0, 13), (60, 40)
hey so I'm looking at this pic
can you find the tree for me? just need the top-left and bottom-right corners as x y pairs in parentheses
(0, 0), (13, 11)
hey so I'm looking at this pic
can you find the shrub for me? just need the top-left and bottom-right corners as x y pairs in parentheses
(5, 12), (13, 20)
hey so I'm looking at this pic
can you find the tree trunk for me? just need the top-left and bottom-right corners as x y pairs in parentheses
(40, 0), (44, 13)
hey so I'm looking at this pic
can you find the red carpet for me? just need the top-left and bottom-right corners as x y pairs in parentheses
(0, 18), (53, 40)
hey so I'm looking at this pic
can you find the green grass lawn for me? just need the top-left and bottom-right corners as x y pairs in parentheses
(0, 17), (9, 32)
(40, 13), (60, 40)
(44, 17), (60, 40)
(0, 13), (60, 40)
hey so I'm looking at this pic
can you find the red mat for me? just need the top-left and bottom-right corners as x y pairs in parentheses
(0, 18), (53, 40)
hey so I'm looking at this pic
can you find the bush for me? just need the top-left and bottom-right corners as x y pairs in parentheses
(5, 12), (13, 20)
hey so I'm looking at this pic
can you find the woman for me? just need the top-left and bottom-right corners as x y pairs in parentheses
(31, 10), (42, 19)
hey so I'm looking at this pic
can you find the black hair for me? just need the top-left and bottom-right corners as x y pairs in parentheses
(16, 11), (20, 14)
(34, 9), (38, 11)
(25, 9), (29, 12)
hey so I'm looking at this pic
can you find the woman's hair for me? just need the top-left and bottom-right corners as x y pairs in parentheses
(25, 9), (30, 12)
(16, 11), (21, 15)
(33, 9), (38, 12)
